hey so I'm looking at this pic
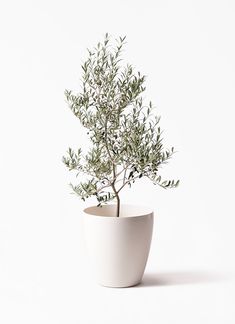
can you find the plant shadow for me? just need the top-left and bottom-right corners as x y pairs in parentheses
(136, 270), (229, 288)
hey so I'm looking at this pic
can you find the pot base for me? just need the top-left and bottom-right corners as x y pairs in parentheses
(100, 279), (142, 288)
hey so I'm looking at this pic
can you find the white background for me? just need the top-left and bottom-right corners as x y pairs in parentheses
(0, 0), (235, 323)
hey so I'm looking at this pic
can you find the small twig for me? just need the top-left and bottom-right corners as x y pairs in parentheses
(114, 164), (130, 181)
(117, 174), (140, 193)
(123, 167), (128, 185)
(96, 182), (112, 193)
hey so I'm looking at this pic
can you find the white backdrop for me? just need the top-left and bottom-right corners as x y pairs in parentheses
(0, 0), (235, 323)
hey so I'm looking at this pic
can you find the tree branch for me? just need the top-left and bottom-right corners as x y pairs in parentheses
(96, 181), (113, 193)
(114, 164), (130, 181)
(117, 174), (140, 193)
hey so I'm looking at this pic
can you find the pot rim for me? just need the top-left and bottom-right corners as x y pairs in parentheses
(83, 204), (153, 218)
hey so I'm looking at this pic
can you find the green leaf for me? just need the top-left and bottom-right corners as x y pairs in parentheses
(63, 34), (179, 207)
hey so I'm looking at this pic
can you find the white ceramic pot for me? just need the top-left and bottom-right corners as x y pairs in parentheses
(83, 204), (154, 288)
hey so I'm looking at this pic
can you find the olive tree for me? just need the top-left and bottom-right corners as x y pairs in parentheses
(63, 33), (179, 217)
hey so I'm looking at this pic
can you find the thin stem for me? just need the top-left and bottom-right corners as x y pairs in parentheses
(114, 164), (130, 181)
(96, 181), (113, 193)
(117, 174), (140, 193)
(123, 167), (128, 185)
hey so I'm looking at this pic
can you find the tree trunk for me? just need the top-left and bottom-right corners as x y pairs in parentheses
(116, 193), (120, 218)
(111, 183), (120, 217)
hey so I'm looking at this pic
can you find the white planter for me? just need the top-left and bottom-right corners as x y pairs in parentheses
(83, 204), (154, 288)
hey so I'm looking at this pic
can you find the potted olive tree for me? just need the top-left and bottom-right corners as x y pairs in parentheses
(63, 34), (179, 287)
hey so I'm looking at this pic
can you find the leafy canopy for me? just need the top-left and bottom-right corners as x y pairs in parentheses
(63, 33), (179, 213)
